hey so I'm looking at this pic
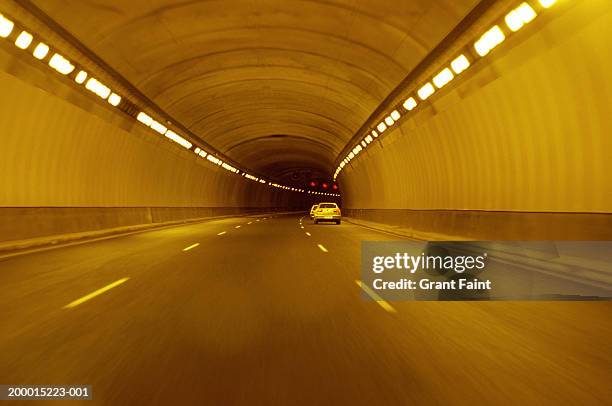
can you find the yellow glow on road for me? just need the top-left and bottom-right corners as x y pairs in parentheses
(64, 278), (129, 309)
(317, 244), (328, 253)
(182, 243), (200, 251)
(355, 280), (396, 313)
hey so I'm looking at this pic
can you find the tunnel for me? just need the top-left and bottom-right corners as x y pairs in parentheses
(0, 0), (610, 404)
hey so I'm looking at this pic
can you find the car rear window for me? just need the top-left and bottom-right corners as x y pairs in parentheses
(319, 203), (337, 208)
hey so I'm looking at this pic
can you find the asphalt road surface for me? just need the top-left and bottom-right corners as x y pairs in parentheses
(0, 213), (610, 405)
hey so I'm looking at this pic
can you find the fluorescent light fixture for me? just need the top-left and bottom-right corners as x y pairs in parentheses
(433, 68), (454, 88)
(390, 110), (400, 121)
(539, 0), (556, 8)
(417, 82), (435, 100)
(348, 152), (355, 159)
(0, 14), (14, 38)
(505, 3), (537, 32)
(75, 70), (87, 84)
(451, 54), (470, 74)
(371, 130), (378, 138)
(150, 120), (167, 135)
(33, 42), (49, 60)
(365, 134), (373, 143)
(474, 25), (505, 56)
(85, 77), (111, 99)
(360, 140), (367, 148)
(107, 93), (121, 106)
(403, 97), (417, 111)
(137, 112), (153, 126)
(165, 130), (192, 149)
(14, 31), (33, 49)
(384, 116), (394, 126)
(377, 122), (387, 133)
(49, 53), (75, 75)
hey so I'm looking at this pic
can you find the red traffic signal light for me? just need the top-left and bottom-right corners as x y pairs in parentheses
(309, 181), (316, 187)
(322, 183), (328, 189)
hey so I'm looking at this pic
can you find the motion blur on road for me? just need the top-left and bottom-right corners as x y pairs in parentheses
(1, 214), (610, 405)
(0, 0), (611, 404)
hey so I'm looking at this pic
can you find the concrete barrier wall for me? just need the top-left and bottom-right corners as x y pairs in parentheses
(338, 1), (612, 239)
(343, 209), (612, 240)
(0, 207), (287, 243)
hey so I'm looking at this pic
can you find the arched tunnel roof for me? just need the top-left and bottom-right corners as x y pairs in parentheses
(29, 0), (479, 178)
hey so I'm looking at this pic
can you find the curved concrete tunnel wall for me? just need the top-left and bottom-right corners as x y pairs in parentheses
(0, 66), (295, 243)
(338, 3), (612, 239)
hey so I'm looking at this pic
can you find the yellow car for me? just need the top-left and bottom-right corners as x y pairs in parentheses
(309, 204), (319, 219)
(313, 202), (341, 224)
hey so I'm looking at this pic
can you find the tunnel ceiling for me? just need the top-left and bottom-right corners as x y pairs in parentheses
(30, 0), (478, 178)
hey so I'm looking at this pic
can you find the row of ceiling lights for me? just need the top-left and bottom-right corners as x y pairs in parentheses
(334, 0), (558, 181)
(0, 10), (316, 196)
(0, 15), (122, 107)
(308, 191), (340, 197)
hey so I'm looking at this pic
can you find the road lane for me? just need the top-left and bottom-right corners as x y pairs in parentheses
(0, 214), (609, 405)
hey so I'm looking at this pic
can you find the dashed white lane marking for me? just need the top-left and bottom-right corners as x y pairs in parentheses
(305, 232), (311, 236)
(355, 280), (397, 313)
(217, 231), (227, 236)
(235, 225), (241, 229)
(182, 243), (200, 251)
(64, 278), (129, 309)
(300, 226), (304, 229)
(248, 221), (253, 225)
(256, 219), (260, 222)
(317, 244), (328, 253)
